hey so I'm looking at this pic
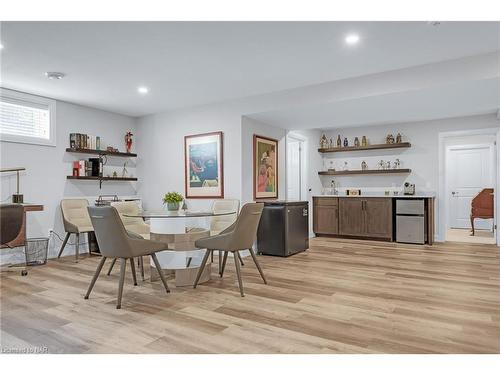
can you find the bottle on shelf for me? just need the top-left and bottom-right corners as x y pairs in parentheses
(330, 180), (338, 195)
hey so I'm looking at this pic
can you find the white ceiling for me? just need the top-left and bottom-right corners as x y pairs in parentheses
(1, 21), (500, 117)
(248, 77), (500, 130)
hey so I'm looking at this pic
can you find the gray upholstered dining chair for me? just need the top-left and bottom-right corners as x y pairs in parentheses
(193, 203), (266, 297)
(86, 206), (170, 309)
(107, 201), (150, 279)
(210, 199), (242, 272)
(58, 199), (94, 262)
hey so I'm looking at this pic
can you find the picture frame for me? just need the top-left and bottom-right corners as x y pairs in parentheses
(184, 131), (224, 198)
(253, 134), (278, 200)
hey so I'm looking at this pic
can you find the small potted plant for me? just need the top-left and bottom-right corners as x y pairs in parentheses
(163, 191), (183, 211)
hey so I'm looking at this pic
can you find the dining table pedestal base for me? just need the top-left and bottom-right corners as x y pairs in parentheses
(150, 228), (212, 287)
(150, 263), (212, 287)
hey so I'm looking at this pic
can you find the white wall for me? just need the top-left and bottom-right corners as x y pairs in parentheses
(136, 105), (243, 212)
(321, 114), (499, 192)
(320, 113), (500, 241)
(241, 116), (286, 203)
(1, 99), (136, 265)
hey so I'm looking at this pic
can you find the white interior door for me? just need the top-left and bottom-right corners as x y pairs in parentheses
(287, 139), (302, 200)
(448, 145), (494, 229)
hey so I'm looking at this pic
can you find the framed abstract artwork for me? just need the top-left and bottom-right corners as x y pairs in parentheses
(184, 131), (224, 198)
(253, 134), (278, 200)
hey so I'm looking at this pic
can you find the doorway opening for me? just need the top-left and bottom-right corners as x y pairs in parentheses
(441, 131), (497, 245)
(286, 133), (307, 201)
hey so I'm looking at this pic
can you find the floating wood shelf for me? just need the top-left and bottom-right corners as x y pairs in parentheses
(318, 169), (412, 176)
(67, 176), (138, 181)
(66, 148), (137, 157)
(318, 142), (411, 153)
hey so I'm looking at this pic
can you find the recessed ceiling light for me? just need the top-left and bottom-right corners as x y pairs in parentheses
(45, 72), (65, 80)
(345, 34), (360, 45)
(137, 86), (149, 95)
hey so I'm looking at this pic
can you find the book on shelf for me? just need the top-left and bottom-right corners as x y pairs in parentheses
(69, 133), (76, 149)
(69, 133), (102, 150)
(72, 161), (80, 177)
(72, 159), (103, 178)
(78, 160), (84, 176)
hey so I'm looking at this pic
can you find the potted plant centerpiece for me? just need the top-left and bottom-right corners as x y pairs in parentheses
(163, 191), (183, 211)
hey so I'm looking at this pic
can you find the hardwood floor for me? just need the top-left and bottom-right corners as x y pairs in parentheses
(1, 237), (500, 353)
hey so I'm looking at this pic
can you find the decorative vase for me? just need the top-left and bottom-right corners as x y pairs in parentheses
(167, 202), (180, 211)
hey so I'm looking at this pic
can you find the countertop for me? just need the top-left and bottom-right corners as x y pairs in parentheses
(313, 193), (436, 198)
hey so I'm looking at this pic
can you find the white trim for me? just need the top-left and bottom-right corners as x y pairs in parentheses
(286, 131), (308, 201)
(0, 88), (57, 147)
(438, 127), (498, 243)
(497, 129), (500, 246)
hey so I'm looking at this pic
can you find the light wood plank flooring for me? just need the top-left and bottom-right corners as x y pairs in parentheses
(1, 238), (500, 353)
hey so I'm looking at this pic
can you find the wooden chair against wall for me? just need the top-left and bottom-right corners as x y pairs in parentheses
(0, 204), (28, 275)
(470, 188), (494, 236)
(0, 204), (24, 246)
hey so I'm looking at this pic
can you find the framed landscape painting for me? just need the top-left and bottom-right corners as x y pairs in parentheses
(184, 131), (224, 198)
(253, 134), (278, 200)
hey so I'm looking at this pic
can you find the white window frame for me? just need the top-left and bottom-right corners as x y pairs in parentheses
(0, 88), (57, 147)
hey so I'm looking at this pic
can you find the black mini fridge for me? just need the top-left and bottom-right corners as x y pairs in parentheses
(257, 201), (309, 257)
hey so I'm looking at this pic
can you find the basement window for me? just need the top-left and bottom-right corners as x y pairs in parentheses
(0, 88), (56, 146)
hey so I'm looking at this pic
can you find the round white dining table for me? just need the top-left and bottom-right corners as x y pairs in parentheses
(125, 210), (236, 286)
